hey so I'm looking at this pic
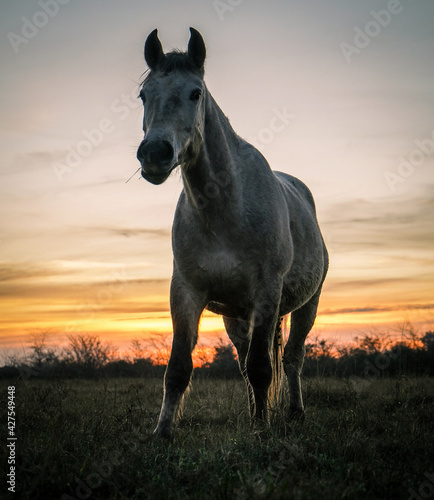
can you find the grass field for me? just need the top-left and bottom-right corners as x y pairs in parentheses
(1, 376), (433, 499)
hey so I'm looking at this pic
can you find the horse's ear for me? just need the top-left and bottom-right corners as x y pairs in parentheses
(144, 29), (165, 71)
(188, 27), (206, 72)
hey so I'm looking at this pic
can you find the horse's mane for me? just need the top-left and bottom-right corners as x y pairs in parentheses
(141, 50), (203, 86)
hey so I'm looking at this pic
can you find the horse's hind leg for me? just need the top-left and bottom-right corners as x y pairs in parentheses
(283, 290), (321, 419)
(153, 276), (205, 440)
(223, 317), (254, 417)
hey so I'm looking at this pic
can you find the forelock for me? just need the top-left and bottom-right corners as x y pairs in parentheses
(141, 51), (203, 86)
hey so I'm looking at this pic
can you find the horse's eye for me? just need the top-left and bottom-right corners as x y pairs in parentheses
(190, 89), (202, 101)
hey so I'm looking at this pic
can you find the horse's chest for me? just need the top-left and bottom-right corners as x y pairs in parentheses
(199, 251), (245, 290)
(178, 245), (249, 299)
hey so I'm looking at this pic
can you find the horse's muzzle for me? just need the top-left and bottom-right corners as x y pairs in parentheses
(140, 167), (175, 185)
(137, 139), (176, 184)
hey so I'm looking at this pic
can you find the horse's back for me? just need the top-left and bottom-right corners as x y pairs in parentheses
(273, 171), (317, 216)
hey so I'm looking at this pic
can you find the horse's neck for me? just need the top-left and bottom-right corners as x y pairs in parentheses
(181, 91), (241, 214)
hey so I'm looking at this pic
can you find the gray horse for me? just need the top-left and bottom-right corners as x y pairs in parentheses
(137, 28), (328, 439)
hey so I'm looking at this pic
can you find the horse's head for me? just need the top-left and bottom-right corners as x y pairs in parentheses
(137, 28), (206, 185)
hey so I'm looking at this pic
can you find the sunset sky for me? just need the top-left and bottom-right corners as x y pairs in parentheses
(1, 0), (433, 359)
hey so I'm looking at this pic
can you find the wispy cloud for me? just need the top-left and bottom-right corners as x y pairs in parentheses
(322, 303), (433, 316)
(83, 226), (171, 239)
(0, 262), (76, 283)
(325, 277), (414, 291)
(323, 186), (434, 253)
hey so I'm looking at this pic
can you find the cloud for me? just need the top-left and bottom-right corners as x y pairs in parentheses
(0, 150), (59, 177)
(84, 226), (171, 239)
(324, 277), (413, 291)
(323, 185), (434, 254)
(321, 303), (434, 316)
(0, 256), (170, 309)
(0, 262), (77, 284)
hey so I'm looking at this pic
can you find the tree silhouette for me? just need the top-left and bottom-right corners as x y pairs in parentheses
(66, 334), (115, 373)
(202, 340), (240, 378)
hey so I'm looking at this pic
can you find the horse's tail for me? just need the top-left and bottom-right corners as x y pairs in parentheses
(268, 317), (284, 409)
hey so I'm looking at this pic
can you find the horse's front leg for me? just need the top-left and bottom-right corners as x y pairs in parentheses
(153, 276), (205, 440)
(246, 286), (282, 425)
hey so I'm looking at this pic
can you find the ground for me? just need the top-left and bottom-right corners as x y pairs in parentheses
(0, 376), (433, 499)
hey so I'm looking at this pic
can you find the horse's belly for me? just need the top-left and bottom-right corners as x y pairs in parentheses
(206, 301), (249, 319)
(280, 263), (325, 314)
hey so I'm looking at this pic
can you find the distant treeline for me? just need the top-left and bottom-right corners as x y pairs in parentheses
(0, 331), (433, 381)
(302, 331), (434, 379)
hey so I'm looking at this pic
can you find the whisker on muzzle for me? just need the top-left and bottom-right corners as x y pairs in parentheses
(125, 167), (142, 184)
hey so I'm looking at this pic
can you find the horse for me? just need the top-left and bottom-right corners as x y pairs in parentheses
(136, 28), (328, 439)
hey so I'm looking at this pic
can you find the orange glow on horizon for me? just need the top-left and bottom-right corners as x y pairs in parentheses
(1, 290), (432, 362)
(0, 260), (432, 358)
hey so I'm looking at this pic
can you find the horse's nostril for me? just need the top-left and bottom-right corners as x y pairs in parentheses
(137, 142), (146, 161)
(138, 139), (174, 166)
(148, 140), (174, 165)
(161, 140), (174, 161)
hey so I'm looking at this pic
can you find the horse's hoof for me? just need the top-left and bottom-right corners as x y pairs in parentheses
(288, 408), (305, 422)
(153, 425), (174, 441)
